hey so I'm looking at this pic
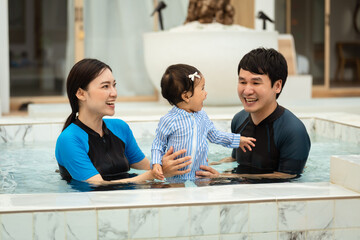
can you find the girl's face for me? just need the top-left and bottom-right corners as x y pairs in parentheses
(77, 68), (117, 118)
(186, 76), (207, 113)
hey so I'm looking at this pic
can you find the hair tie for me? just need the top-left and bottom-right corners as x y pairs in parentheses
(188, 72), (200, 81)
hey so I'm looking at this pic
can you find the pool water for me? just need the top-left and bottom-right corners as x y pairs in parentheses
(0, 135), (359, 194)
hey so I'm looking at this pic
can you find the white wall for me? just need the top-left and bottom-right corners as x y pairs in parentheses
(0, 0), (10, 115)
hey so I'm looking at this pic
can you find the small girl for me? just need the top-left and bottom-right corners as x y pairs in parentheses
(151, 64), (256, 180)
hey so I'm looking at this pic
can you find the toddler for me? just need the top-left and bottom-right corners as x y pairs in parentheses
(151, 64), (256, 180)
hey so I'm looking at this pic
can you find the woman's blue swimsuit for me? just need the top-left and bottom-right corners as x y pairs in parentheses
(55, 118), (145, 181)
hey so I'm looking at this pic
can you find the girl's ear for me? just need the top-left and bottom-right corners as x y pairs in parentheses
(76, 88), (86, 101)
(181, 91), (191, 103)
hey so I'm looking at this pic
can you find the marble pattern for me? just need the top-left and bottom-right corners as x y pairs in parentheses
(306, 200), (333, 230)
(249, 202), (277, 233)
(334, 198), (360, 228)
(1, 212), (33, 239)
(220, 204), (248, 234)
(306, 230), (333, 240)
(190, 205), (219, 236)
(278, 201), (307, 231)
(65, 210), (97, 240)
(34, 212), (65, 240)
(98, 209), (129, 240)
(278, 231), (306, 240)
(129, 208), (159, 239)
(159, 206), (190, 238)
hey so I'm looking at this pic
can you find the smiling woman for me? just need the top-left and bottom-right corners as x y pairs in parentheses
(55, 59), (192, 186)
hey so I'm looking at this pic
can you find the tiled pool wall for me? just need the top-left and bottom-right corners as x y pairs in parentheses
(0, 115), (360, 240)
(1, 198), (360, 239)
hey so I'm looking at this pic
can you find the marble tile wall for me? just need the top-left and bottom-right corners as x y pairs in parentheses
(1, 199), (360, 240)
(314, 119), (360, 145)
(4, 117), (359, 145)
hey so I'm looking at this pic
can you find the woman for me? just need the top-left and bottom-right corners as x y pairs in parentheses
(55, 58), (192, 185)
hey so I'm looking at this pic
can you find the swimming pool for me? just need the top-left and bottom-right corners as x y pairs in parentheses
(0, 133), (359, 194)
(0, 112), (360, 239)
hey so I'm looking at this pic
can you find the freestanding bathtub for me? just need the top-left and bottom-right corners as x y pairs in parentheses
(0, 102), (360, 239)
(143, 25), (278, 105)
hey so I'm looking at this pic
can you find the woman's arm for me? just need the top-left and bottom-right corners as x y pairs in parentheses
(86, 170), (155, 185)
(130, 157), (150, 170)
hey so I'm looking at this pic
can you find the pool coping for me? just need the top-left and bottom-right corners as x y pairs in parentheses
(0, 182), (359, 213)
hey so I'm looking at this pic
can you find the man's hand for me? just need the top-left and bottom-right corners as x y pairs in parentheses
(209, 157), (236, 165)
(162, 146), (192, 178)
(196, 165), (220, 178)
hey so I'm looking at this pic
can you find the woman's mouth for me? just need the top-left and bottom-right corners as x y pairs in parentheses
(106, 102), (115, 106)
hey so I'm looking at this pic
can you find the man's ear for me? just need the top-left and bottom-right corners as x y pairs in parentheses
(181, 91), (191, 103)
(76, 88), (86, 101)
(274, 79), (282, 94)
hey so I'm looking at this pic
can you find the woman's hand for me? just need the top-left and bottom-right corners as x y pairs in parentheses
(195, 165), (220, 178)
(162, 146), (192, 178)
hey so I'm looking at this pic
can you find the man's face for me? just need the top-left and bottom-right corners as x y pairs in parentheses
(237, 68), (282, 118)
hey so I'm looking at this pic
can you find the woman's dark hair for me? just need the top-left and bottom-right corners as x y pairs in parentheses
(161, 64), (201, 106)
(62, 58), (112, 131)
(237, 48), (288, 99)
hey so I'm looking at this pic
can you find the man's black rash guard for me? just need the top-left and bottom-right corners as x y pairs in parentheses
(231, 105), (311, 175)
(55, 118), (145, 182)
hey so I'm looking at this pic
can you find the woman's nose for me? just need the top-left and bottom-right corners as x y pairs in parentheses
(110, 85), (117, 97)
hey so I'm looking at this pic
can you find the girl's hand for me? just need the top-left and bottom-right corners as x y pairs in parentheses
(239, 136), (256, 152)
(152, 164), (165, 180)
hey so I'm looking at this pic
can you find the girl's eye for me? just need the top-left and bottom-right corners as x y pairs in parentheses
(102, 85), (109, 89)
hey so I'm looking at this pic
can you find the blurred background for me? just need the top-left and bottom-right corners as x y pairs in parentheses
(1, 0), (359, 114)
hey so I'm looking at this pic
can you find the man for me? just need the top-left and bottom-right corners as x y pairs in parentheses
(198, 47), (311, 179)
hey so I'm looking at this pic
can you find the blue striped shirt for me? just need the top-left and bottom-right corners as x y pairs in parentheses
(151, 107), (241, 180)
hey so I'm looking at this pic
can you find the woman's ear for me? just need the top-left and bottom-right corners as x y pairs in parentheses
(181, 91), (191, 103)
(76, 88), (86, 101)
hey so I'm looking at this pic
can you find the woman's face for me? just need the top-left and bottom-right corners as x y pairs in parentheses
(78, 68), (117, 118)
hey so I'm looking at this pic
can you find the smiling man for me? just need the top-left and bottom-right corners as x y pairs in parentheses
(227, 47), (311, 179)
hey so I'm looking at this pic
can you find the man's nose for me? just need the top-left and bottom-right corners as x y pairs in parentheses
(243, 84), (254, 95)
